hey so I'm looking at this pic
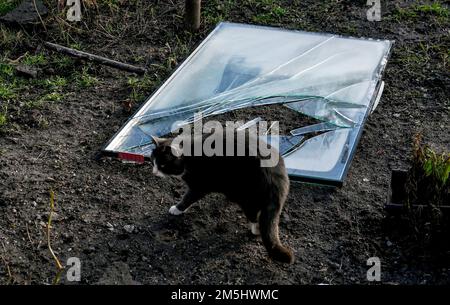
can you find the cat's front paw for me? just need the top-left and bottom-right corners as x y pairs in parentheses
(169, 205), (184, 215)
(250, 222), (260, 236)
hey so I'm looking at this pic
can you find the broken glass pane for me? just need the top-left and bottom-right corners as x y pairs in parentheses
(104, 22), (392, 185)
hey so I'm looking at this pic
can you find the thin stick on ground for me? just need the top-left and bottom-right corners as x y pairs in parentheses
(52, 269), (64, 285)
(0, 241), (12, 282)
(47, 190), (63, 271)
(43, 41), (148, 74)
(32, 0), (47, 32)
(7, 52), (29, 64)
(25, 223), (34, 247)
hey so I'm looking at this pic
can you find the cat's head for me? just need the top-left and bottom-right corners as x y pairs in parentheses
(150, 136), (184, 178)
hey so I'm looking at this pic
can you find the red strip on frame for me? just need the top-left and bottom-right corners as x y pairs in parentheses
(118, 152), (145, 164)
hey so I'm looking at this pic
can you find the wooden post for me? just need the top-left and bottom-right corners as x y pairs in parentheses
(57, 0), (65, 11)
(185, 0), (201, 31)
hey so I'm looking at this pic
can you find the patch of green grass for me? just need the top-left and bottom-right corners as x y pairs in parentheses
(150, 34), (192, 74)
(422, 148), (450, 187)
(51, 54), (75, 71)
(428, 43), (450, 68)
(0, 24), (24, 48)
(0, 0), (19, 15)
(0, 63), (14, 79)
(0, 81), (16, 99)
(37, 116), (49, 129)
(416, 2), (449, 17)
(76, 67), (98, 88)
(24, 99), (42, 110)
(393, 2), (449, 21)
(203, 0), (237, 26)
(0, 106), (7, 127)
(408, 134), (450, 205)
(41, 92), (63, 102)
(69, 43), (82, 51)
(25, 92), (64, 110)
(396, 41), (449, 71)
(394, 7), (418, 20)
(252, 1), (287, 24)
(22, 53), (48, 66)
(97, 0), (120, 11)
(396, 43), (430, 66)
(340, 23), (358, 36)
(127, 77), (139, 87)
(132, 54), (145, 63)
(204, 14), (225, 26)
(43, 76), (67, 90)
(127, 75), (154, 102)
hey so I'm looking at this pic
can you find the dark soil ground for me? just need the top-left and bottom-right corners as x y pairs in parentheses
(0, 0), (449, 284)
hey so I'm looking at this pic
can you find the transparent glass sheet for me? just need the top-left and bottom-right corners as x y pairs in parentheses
(104, 22), (392, 185)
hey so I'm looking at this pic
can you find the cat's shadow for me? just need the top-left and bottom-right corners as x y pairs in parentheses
(142, 196), (255, 261)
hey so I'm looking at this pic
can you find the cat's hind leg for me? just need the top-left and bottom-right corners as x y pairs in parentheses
(169, 189), (204, 215)
(242, 206), (261, 236)
(259, 203), (294, 264)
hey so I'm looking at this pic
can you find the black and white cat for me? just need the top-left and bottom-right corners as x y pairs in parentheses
(150, 130), (294, 264)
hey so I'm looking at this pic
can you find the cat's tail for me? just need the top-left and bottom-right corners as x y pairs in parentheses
(259, 205), (295, 264)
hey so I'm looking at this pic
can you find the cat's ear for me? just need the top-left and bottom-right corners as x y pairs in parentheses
(170, 144), (182, 157)
(150, 135), (166, 146)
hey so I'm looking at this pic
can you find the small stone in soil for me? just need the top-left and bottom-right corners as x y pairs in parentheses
(124, 225), (135, 233)
(106, 222), (114, 231)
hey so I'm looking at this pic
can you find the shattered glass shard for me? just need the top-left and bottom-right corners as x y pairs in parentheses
(104, 22), (392, 185)
(290, 122), (338, 136)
